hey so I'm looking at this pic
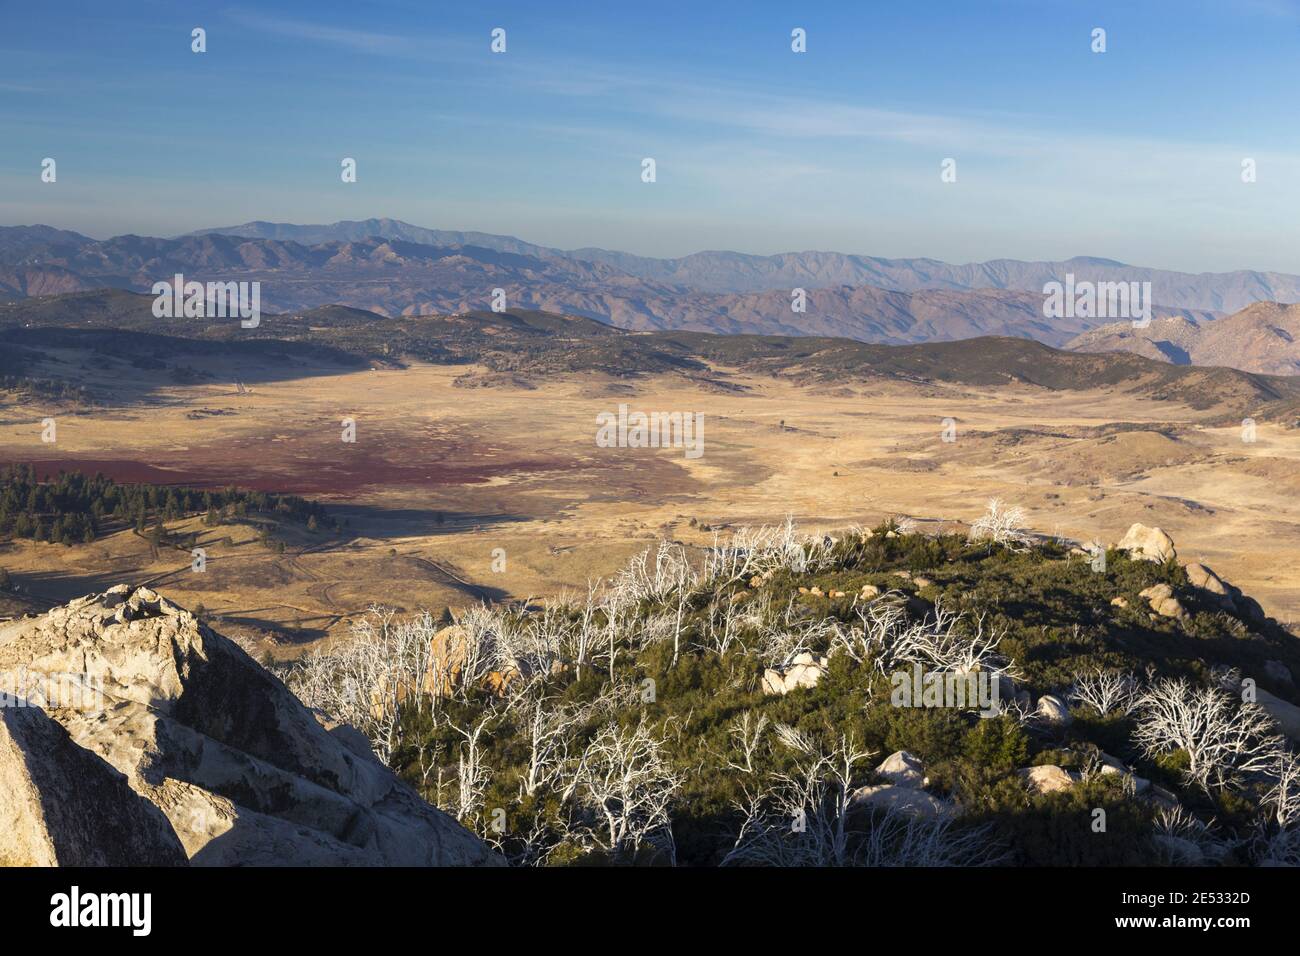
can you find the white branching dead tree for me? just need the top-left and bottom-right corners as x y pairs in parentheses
(1069, 668), (1141, 717)
(855, 810), (1008, 867)
(704, 517), (837, 586)
(449, 710), (495, 827)
(286, 606), (439, 764)
(607, 540), (696, 612)
(722, 722), (1007, 867)
(725, 711), (770, 775)
(571, 717), (681, 863)
(722, 727), (874, 867)
(1150, 806), (1235, 865)
(517, 692), (584, 799)
(968, 498), (1032, 551)
(1133, 677), (1285, 792)
(838, 598), (1012, 688)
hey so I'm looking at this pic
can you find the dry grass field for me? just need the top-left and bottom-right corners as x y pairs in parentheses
(2, 350), (1299, 652)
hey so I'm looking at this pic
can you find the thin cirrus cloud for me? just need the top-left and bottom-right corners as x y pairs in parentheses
(223, 8), (472, 59)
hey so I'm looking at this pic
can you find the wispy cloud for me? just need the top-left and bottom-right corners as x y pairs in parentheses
(225, 10), (419, 55)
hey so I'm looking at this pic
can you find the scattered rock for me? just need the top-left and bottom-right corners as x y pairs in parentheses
(849, 784), (949, 818)
(992, 672), (1018, 702)
(1140, 583), (1173, 602)
(1096, 751), (1151, 794)
(1146, 784), (1181, 811)
(912, 576), (933, 588)
(875, 750), (924, 787)
(1153, 597), (1187, 619)
(1139, 583), (1186, 619)
(1236, 595), (1268, 624)
(761, 653), (829, 696)
(1020, 764), (1077, 794)
(1184, 562), (1229, 597)
(1110, 596), (1129, 608)
(858, 584), (881, 599)
(1035, 694), (1072, 725)
(1117, 524), (1176, 563)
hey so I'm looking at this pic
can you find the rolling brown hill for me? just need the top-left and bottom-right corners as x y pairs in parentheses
(5, 290), (1299, 420)
(1067, 302), (1300, 376)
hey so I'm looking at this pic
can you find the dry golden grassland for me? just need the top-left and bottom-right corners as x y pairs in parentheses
(2, 354), (1298, 652)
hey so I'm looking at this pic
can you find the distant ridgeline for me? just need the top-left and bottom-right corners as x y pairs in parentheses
(0, 464), (337, 545)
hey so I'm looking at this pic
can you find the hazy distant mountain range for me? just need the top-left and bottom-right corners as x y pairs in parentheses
(1, 219), (1298, 360)
(188, 219), (1300, 311)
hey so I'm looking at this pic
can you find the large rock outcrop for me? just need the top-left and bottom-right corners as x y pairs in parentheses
(1117, 524), (1176, 563)
(0, 585), (498, 867)
(0, 699), (188, 866)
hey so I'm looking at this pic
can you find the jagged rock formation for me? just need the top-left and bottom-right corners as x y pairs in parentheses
(0, 700), (188, 866)
(0, 585), (499, 866)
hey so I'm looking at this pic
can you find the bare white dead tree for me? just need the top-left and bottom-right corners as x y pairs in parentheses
(606, 540), (696, 612)
(752, 605), (845, 669)
(838, 598), (1012, 687)
(507, 600), (571, 680)
(486, 817), (558, 868)
(448, 710), (495, 827)
(454, 604), (514, 693)
(725, 711), (770, 774)
(854, 809), (1008, 867)
(569, 581), (602, 682)
(1251, 748), (1300, 864)
(699, 595), (746, 657)
(286, 606), (441, 764)
(1263, 749), (1300, 829)
(721, 726), (874, 867)
(703, 517), (838, 587)
(834, 594), (907, 666)
(1133, 677), (1285, 792)
(571, 716), (681, 863)
(517, 692), (583, 800)
(1151, 806), (1234, 865)
(1069, 668), (1141, 717)
(993, 692), (1035, 727)
(968, 498), (1032, 551)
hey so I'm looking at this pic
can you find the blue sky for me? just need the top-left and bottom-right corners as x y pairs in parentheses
(3, 0), (1299, 271)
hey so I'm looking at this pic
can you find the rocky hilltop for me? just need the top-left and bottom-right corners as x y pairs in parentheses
(0, 585), (498, 867)
(1067, 302), (1300, 376)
